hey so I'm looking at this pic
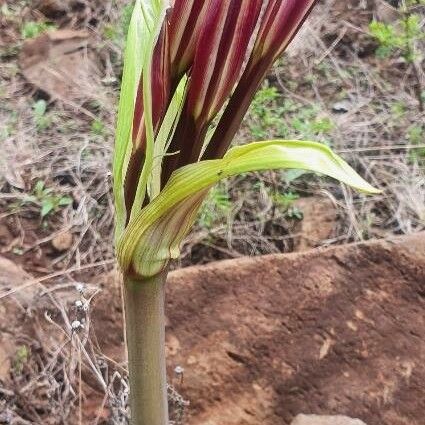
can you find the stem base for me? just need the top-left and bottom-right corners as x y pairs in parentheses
(124, 272), (169, 425)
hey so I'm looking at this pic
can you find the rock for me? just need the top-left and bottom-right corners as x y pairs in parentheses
(36, 0), (69, 19)
(332, 100), (352, 114)
(51, 231), (73, 252)
(0, 257), (35, 382)
(94, 233), (425, 425)
(19, 30), (102, 102)
(293, 197), (338, 251)
(0, 256), (33, 305)
(291, 415), (367, 425)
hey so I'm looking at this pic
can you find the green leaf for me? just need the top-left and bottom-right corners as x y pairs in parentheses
(285, 169), (306, 183)
(129, 4), (169, 221)
(22, 195), (38, 204)
(112, 0), (161, 241)
(58, 196), (73, 206)
(34, 180), (45, 196)
(41, 199), (54, 217)
(148, 75), (188, 199)
(21, 21), (56, 39)
(118, 140), (380, 278)
(33, 100), (47, 117)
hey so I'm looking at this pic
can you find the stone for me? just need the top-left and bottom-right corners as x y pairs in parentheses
(293, 197), (338, 251)
(0, 256), (33, 305)
(291, 415), (367, 425)
(51, 231), (73, 251)
(332, 100), (352, 114)
(19, 30), (102, 102)
(36, 0), (69, 19)
(0, 257), (35, 382)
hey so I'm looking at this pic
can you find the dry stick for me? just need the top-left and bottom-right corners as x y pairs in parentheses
(123, 271), (169, 425)
(411, 61), (424, 112)
(93, 389), (110, 425)
(78, 347), (83, 425)
(0, 259), (115, 300)
(401, 2), (424, 112)
(338, 143), (425, 153)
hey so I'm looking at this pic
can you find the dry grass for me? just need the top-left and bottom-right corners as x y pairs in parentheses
(0, 276), (188, 424)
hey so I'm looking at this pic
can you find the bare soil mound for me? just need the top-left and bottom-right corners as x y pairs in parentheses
(92, 233), (425, 425)
(1, 234), (424, 424)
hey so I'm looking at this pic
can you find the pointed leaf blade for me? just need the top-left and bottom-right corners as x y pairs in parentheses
(118, 140), (380, 277)
(113, 0), (159, 240)
(129, 5), (169, 221)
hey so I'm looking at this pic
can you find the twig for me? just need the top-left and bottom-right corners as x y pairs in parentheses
(0, 259), (115, 300)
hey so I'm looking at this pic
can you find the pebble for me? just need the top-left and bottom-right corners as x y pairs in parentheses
(291, 415), (367, 425)
(51, 231), (73, 252)
(332, 100), (351, 114)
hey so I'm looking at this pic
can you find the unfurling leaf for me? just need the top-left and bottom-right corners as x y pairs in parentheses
(117, 140), (380, 278)
(113, 0), (163, 241)
(113, 0), (150, 239)
(113, 1), (380, 282)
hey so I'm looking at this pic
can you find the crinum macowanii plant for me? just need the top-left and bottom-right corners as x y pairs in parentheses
(113, 1), (379, 424)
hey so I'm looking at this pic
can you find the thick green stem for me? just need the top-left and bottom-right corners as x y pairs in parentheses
(123, 271), (169, 425)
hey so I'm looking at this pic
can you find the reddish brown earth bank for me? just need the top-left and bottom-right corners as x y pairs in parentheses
(93, 233), (425, 425)
(1, 234), (424, 424)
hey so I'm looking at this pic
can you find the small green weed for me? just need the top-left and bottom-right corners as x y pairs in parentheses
(247, 85), (290, 139)
(198, 184), (231, 229)
(272, 191), (304, 220)
(103, 24), (120, 41)
(102, 2), (134, 43)
(0, 111), (18, 141)
(21, 21), (56, 39)
(369, 1), (424, 111)
(273, 191), (299, 209)
(32, 99), (52, 131)
(22, 181), (73, 218)
(247, 84), (335, 141)
(369, 0), (424, 64)
(391, 100), (407, 118)
(408, 124), (424, 145)
(91, 119), (106, 136)
(369, 14), (423, 61)
(13, 345), (29, 375)
(291, 110), (334, 138)
(407, 124), (425, 164)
